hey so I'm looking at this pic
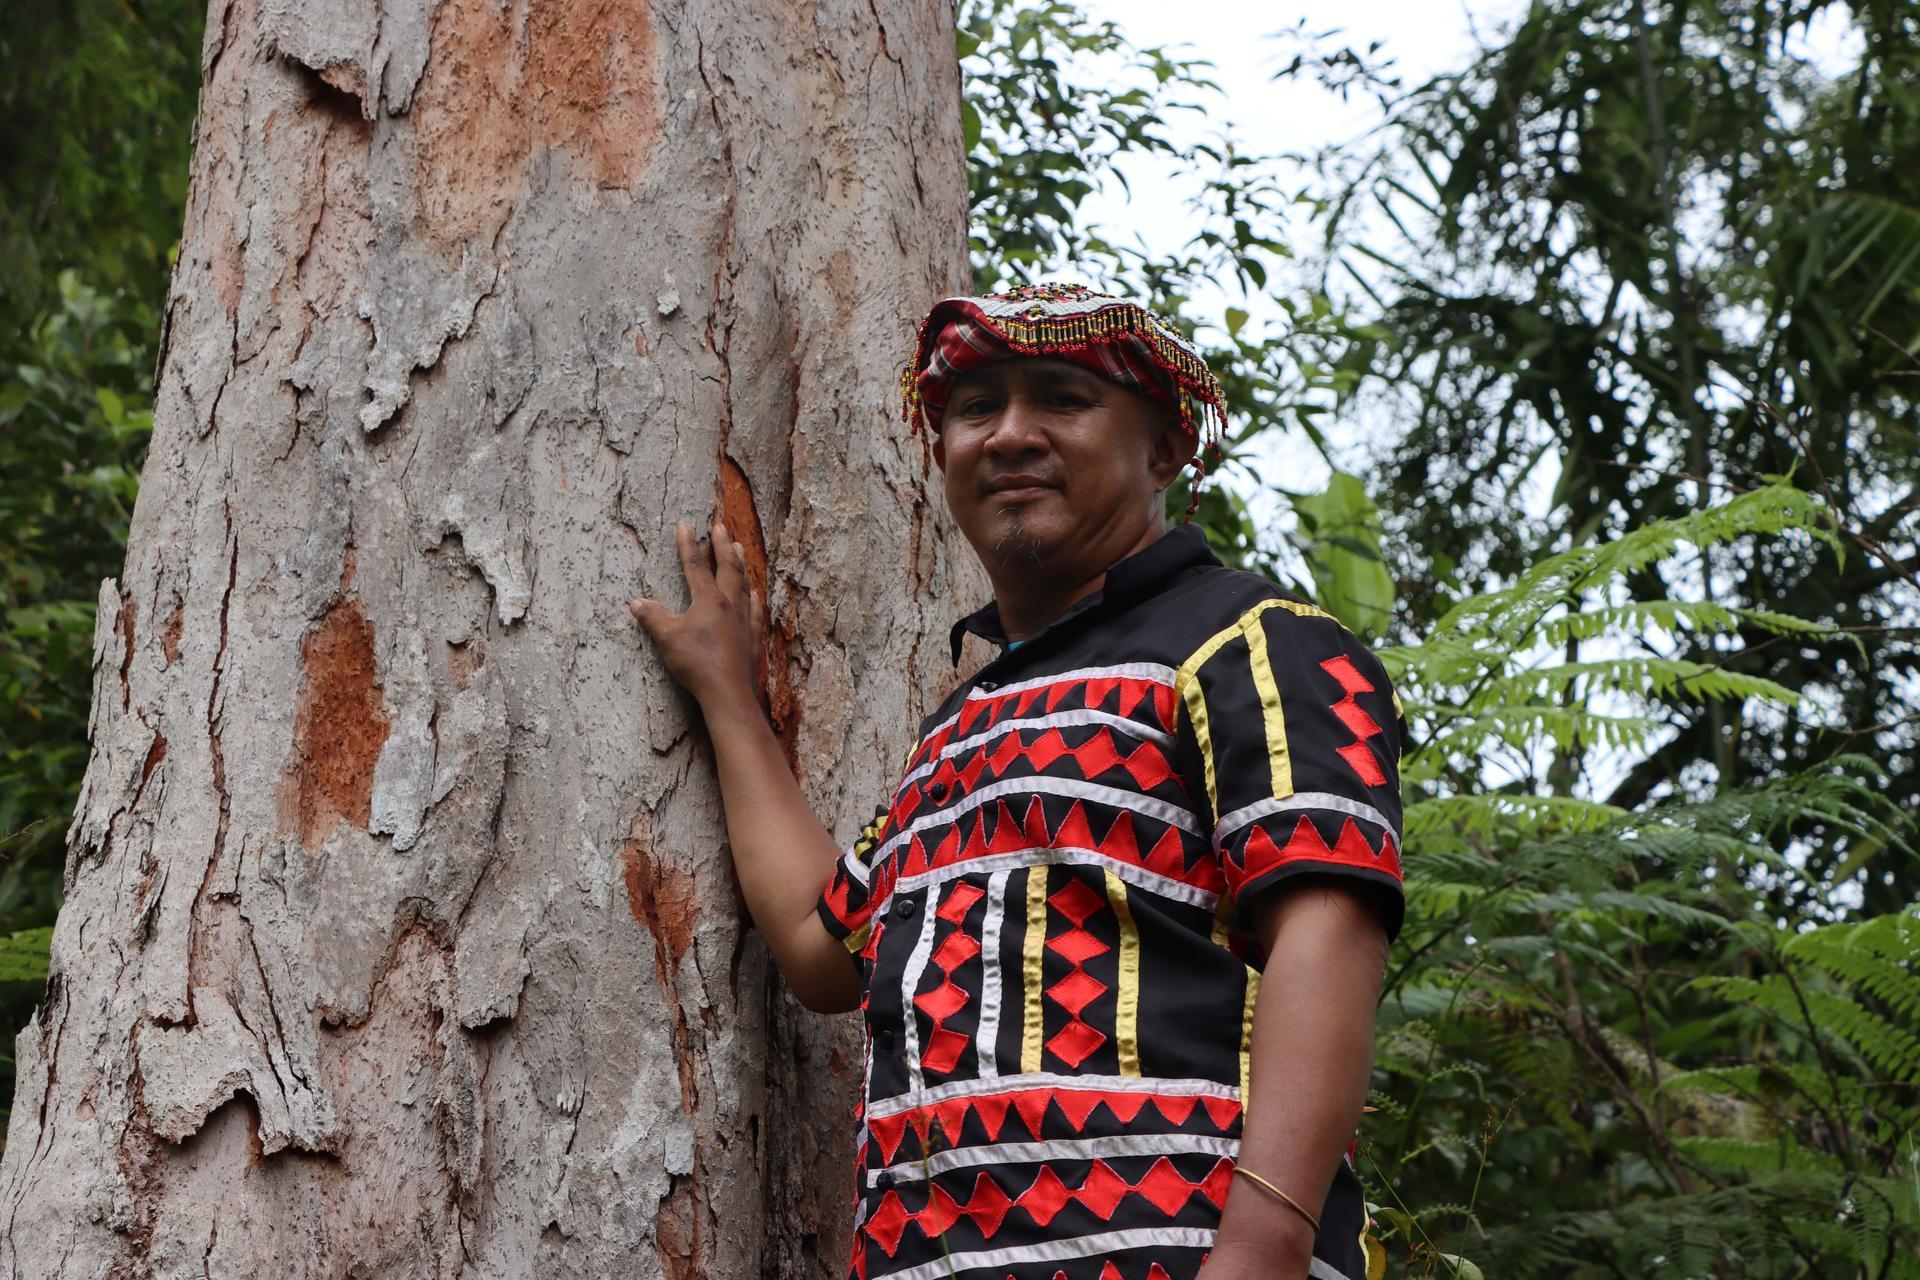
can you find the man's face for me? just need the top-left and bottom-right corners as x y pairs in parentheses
(934, 357), (1190, 587)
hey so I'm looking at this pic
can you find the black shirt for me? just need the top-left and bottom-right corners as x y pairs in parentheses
(818, 524), (1405, 1280)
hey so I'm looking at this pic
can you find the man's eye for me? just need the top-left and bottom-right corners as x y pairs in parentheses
(957, 397), (995, 415)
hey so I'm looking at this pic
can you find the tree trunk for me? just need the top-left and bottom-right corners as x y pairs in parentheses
(0, 1), (973, 1274)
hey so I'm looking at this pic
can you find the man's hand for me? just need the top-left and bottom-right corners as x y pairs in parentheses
(629, 520), (763, 711)
(625, 516), (861, 1014)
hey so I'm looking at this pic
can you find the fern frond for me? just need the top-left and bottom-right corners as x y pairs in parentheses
(1678, 1134), (1848, 1175)
(1421, 701), (1663, 754)
(1433, 483), (1840, 639)
(1537, 600), (1837, 648)
(1473, 657), (1803, 707)
(1405, 793), (1627, 838)
(1781, 915), (1920, 1023)
(1530, 888), (1733, 933)
(1691, 975), (1920, 1079)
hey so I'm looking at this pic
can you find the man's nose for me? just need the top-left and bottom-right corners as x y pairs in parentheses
(982, 397), (1047, 455)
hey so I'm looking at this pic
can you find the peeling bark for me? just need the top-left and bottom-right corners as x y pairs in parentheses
(0, 0), (973, 1274)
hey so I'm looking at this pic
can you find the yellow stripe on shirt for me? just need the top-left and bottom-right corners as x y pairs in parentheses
(1176, 597), (1341, 819)
(1107, 870), (1142, 1077)
(1241, 615), (1293, 800)
(1020, 865), (1050, 1074)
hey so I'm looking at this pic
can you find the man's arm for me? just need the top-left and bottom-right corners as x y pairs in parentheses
(1200, 882), (1389, 1279)
(629, 520), (862, 1014)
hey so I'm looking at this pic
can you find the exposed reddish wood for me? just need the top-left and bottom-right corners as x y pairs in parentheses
(717, 456), (800, 760)
(159, 600), (184, 666)
(411, 0), (660, 246)
(139, 735), (168, 789)
(282, 599), (390, 848)
(619, 817), (695, 970)
(620, 810), (701, 1112)
(448, 638), (482, 689)
(653, 1172), (704, 1280)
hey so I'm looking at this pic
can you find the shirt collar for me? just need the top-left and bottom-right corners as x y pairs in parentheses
(948, 523), (1219, 664)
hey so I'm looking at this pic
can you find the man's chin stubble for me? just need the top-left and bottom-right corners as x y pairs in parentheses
(991, 512), (1047, 568)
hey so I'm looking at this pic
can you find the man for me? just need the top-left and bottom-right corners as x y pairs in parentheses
(630, 283), (1404, 1280)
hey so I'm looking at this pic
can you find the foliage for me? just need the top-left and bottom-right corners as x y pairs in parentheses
(1309, 0), (1920, 917)
(0, 0), (200, 317)
(1363, 484), (1918, 1277)
(0, 930), (55, 984)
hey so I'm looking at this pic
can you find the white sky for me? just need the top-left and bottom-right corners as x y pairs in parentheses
(1076, 0), (1509, 234)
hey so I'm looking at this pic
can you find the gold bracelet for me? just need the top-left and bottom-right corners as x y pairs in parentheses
(1231, 1165), (1321, 1234)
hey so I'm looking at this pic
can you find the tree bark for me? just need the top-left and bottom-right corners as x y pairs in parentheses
(0, 1), (974, 1274)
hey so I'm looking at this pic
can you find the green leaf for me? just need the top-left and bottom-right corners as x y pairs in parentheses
(1293, 471), (1395, 638)
(0, 929), (53, 983)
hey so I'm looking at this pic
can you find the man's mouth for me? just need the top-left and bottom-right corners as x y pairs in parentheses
(984, 474), (1057, 501)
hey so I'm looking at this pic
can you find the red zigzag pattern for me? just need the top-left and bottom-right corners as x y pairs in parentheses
(1319, 654), (1388, 788)
(908, 675), (1178, 772)
(890, 796), (1217, 895)
(917, 726), (1179, 811)
(862, 1156), (1234, 1257)
(1240, 812), (1402, 882)
(869, 1087), (1241, 1163)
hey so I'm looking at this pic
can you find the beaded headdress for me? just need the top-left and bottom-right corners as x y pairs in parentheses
(899, 282), (1230, 479)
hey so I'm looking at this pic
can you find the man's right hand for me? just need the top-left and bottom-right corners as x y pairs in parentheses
(629, 519), (764, 712)
(626, 517), (862, 1014)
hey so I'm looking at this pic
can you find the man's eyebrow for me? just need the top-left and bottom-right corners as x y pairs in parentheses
(1023, 362), (1104, 390)
(947, 369), (1007, 398)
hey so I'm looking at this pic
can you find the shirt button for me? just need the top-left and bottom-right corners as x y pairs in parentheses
(874, 1170), (895, 1189)
(925, 781), (950, 803)
(893, 897), (918, 920)
(875, 1028), (896, 1053)
(976, 680), (999, 692)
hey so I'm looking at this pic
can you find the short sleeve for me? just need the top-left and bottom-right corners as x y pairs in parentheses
(816, 803), (893, 955)
(1175, 599), (1406, 940)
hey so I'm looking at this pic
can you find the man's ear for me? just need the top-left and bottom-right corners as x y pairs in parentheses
(1148, 420), (1197, 490)
(932, 430), (947, 471)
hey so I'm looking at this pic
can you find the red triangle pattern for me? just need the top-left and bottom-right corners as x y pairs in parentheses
(1319, 654), (1388, 788)
(953, 674), (1173, 736)
(914, 727), (1180, 820)
(861, 1157), (1234, 1256)
(867, 1086), (1242, 1162)
(819, 872), (865, 937)
(916, 674), (1178, 768)
(891, 797), (1221, 895)
(1238, 814), (1402, 883)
